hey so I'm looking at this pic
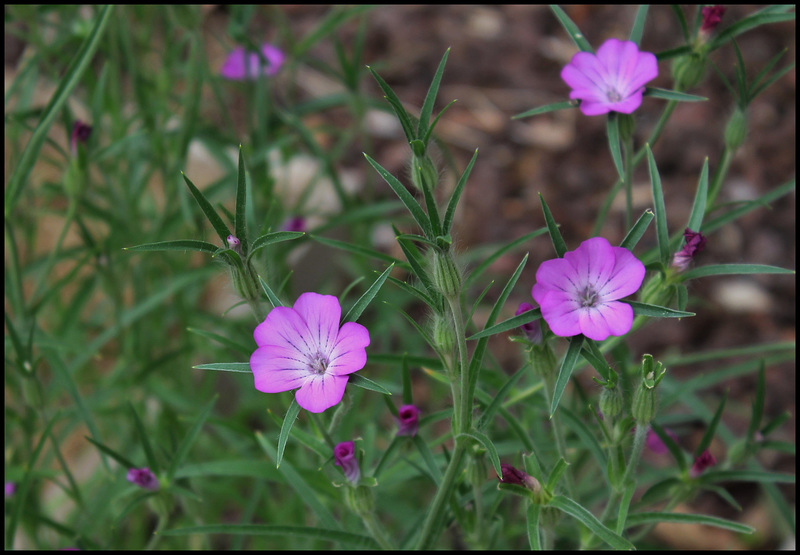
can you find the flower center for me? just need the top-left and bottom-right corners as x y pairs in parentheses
(606, 88), (623, 103)
(579, 286), (600, 308)
(309, 352), (329, 375)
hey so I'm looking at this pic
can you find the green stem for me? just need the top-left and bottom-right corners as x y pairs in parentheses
(447, 294), (472, 436)
(541, 372), (575, 499)
(706, 145), (734, 209)
(623, 136), (635, 230)
(415, 443), (467, 550)
(621, 422), (649, 488)
(360, 511), (396, 550)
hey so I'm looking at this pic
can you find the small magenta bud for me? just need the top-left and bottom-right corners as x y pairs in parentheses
(515, 302), (542, 344)
(700, 5), (726, 33)
(126, 467), (159, 491)
(396, 404), (420, 437)
(70, 120), (92, 156)
(334, 441), (360, 485)
(227, 234), (241, 251)
(498, 463), (541, 494)
(690, 449), (717, 477)
(672, 228), (707, 272)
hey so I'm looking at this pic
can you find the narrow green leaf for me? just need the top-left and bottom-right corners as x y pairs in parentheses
(423, 98), (458, 145)
(161, 524), (378, 548)
(123, 239), (220, 254)
(619, 209), (654, 251)
(746, 363), (766, 441)
(467, 308), (541, 341)
(413, 434), (443, 485)
(417, 48), (450, 142)
(128, 404), (160, 474)
(310, 234), (407, 268)
(695, 390), (727, 457)
(539, 194), (567, 257)
(235, 146), (249, 254)
(670, 5), (690, 42)
(348, 373), (392, 395)
(187, 328), (251, 355)
(710, 9), (796, 52)
(5, 5), (114, 217)
(703, 179), (794, 234)
(167, 396), (217, 481)
(367, 66), (416, 143)
(343, 263), (395, 323)
(477, 365), (527, 431)
(625, 511), (754, 534)
(512, 100), (577, 119)
(683, 263), (795, 280)
(365, 154), (433, 238)
(193, 362), (250, 373)
(443, 148), (478, 235)
(182, 172), (232, 244)
(697, 469), (795, 485)
(548, 495), (635, 550)
(277, 398), (302, 469)
(258, 275), (284, 308)
(247, 231), (305, 259)
(526, 503), (542, 550)
(550, 5), (594, 52)
(650, 422), (688, 474)
(617, 481), (637, 535)
(85, 437), (137, 470)
(607, 114), (624, 180)
(628, 301), (694, 318)
(459, 431), (502, 477)
(465, 228), (547, 287)
(629, 5), (649, 45)
(646, 144), (671, 265)
(545, 458), (570, 492)
(644, 87), (707, 102)
(685, 158), (709, 232)
(550, 335), (583, 417)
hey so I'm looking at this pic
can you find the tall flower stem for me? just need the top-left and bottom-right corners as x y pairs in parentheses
(541, 371), (575, 499)
(623, 135), (635, 230)
(706, 145), (734, 209)
(621, 423), (649, 488)
(446, 294), (472, 436)
(416, 443), (467, 550)
(360, 511), (396, 550)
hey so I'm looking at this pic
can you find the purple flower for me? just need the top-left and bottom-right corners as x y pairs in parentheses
(221, 43), (285, 80)
(515, 302), (542, 343)
(690, 449), (717, 477)
(281, 216), (306, 233)
(334, 441), (360, 484)
(532, 237), (645, 341)
(5, 481), (16, 497)
(561, 38), (659, 116)
(701, 5), (726, 32)
(126, 467), (159, 491)
(671, 228), (706, 272)
(645, 427), (679, 455)
(250, 292), (370, 413)
(396, 404), (420, 437)
(498, 463), (541, 493)
(70, 120), (92, 155)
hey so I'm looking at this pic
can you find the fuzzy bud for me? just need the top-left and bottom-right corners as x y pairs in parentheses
(724, 107), (748, 150)
(599, 383), (624, 418)
(410, 153), (439, 192)
(431, 251), (462, 298)
(432, 312), (456, 352)
(671, 53), (707, 91)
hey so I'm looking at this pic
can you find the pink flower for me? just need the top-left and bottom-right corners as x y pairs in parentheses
(671, 228), (706, 272)
(645, 427), (679, 454)
(701, 5), (726, 32)
(532, 237), (645, 341)
(690, 449), (717, 477)
(221, 43), (285, 80)
(250, 292), (370, 413)
(126, 467), (159, 491)
(561, 38), (659, 116)
(396, 404), (420, 437)
(515, 302), (542, 343)
(334, 441), (360, 484)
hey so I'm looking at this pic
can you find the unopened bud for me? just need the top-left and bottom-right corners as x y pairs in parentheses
(599, 384), (624, 418)
(724, 107), (748, 150)
(671, 53), (707, 91)
(431, 251), (462, 298)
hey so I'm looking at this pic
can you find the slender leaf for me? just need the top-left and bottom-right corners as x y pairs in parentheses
(512, 100), (577, 119)
(412, 434), (444, 485)
(348, 373), (392, 395)
(129, 404), (160, 474)
(526, 503), (542, 550)
(84, 437), (137, 470)
(644, 87), (707, 102)
(417, 48), (450, 142)
(467, 308), (541, 341)
(548, 495), (635, 550)
(442, 148), (478, 235)
(607, 114), (624, 180)
(459, 431), (502, 477)
(367, 66), (416, 143)
(193, 362), (250, 373)
(629, 5), (649, 45)
(365, 154), (433, 238)
(235, 146), (249, 254)
(258, 275), (284, 308)
(162, 524), (378, 548)
(465, 228), (548, 287)
(477, 365), (527, 431)
(619, 209), (654, 251)
(687, 158), (709, 231)
(550, 5), (594, 52)
(628, 301), (694, 318)
(539, 194), (567, 257)
(695, 391), (727, 457)
(625, 511), (755, 534)
(343, 263), (395, 323)
(123, 239), (220, 254)
(277, 398), (302, 469)
(247, 231), (305, 259)
(182, 172), (232, 243)
(646, 144), (671, 265)
(167, 396), (217, 481)
(683, 264), (795, 280)
(549, 336), (583, 417)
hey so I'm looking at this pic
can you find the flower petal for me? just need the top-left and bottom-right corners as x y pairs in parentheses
(533, 257), (580, 297)
(328, 321), (370, 376)
(293, 292), (341, 356)
(250, 345), (309, 393)
(538, 290), (583, 337)
(579, 300), (633, 340)
(599, 246), (646, 300)
(220, 47), (247, 79)
(564, 237), (615, 289)
(295, 374), (349, 413)
(253, 306), (315, 356)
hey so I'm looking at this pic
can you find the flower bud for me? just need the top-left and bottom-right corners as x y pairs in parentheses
(498, 463), (541, 494)
(671, 228), (706, 273)
(396, 404), (420, 437)
(671, 53), (707, 91)
(411, 153), (439, 192)
(632, 355), (666, 425)
(690, 449), (717, 478)
(432, 312), (456, 352)
(724, 107), (748, 150)
(127, 467), (159, 491)
(515, 302), (542, 344)
(346, 484), (375, 516)
(599, 383), (624, 418)
(334, 441), (360, 485)
(431, 251), (462, 298)
(529, 342), (557, 378)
